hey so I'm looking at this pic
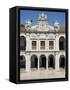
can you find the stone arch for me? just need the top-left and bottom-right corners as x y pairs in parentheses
(31, 55), (38, 69)
(59, 36), (65, 50)
(59, 55), (65, 68)
(20, 55), (26, 69)
(39, 55), (46, 69)
(48, 54), (55, 69)
(20, 36), (26, 50)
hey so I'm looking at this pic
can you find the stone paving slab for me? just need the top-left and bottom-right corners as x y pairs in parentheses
(20, 68), (65, 80)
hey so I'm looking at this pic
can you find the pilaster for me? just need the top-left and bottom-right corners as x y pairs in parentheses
(26, 53), (30, 72)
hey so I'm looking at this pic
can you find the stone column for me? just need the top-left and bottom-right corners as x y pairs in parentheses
(46, 39), (48, 50)
(37, 40), (39, 51)
(38, 55), (39, 71)
(38, 40), (40, 51)
(26, 33), (30, 51)
(37, 34), (39, 51)
(55, 52), (59, 71)
(55, 34), (59, 51)
(26, 53), (30, 72)
(54, 40), (56, 50)
(46, 57), (48, 70)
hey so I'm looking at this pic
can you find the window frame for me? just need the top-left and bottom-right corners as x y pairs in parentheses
(40, 41), (45, 49)
(49, 40), (54, 49)
(32, 41), (37, 50)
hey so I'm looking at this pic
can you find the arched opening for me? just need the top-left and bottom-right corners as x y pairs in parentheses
(20, 55), (26, 69)
(31, 55), (38, 69)
(59, 55), (65, 68)
(59, 36), (65, 50)
(48, 55), (55, 69)
(20, 36), (26, 50)
(39, 55), (46, 69)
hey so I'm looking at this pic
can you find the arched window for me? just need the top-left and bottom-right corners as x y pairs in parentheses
(59, 36), (65, 50)
(39, 55), (46, 69)
(48, 55), (55, 69)
(20, 55), (26, 69)
(31, 55), (38, 69)
(59, 55), (65, 68)
(20, 36), (26, 50)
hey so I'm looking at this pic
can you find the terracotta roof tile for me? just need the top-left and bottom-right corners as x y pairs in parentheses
(20, 25), (26, 32)
(59, 27), (65, 33)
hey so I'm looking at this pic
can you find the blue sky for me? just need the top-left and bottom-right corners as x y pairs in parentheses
(20, 10), (65, 27)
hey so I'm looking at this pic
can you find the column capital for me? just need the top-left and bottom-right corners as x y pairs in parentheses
(26, 52), (30, 55)
(56, 52), (59, 55)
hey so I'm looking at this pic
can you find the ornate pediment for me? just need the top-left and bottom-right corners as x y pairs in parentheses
(47, 34), (55, 40)
(39, 34), (46, 39)
(30, 33), (38, 39)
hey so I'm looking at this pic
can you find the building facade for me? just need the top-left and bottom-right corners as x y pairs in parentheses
(20, 13), (65, 72)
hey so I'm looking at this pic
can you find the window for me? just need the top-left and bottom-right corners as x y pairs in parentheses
(20, 55), (26, 68)
(32, 41), (36, 49)
(49, 41), (54, 49)
(59, 36), (65, 50)
(40, 41), (45, 49)
(20, 36), (26, 50)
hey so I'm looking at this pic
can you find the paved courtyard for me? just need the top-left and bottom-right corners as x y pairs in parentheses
(20, 68), (65, 80)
